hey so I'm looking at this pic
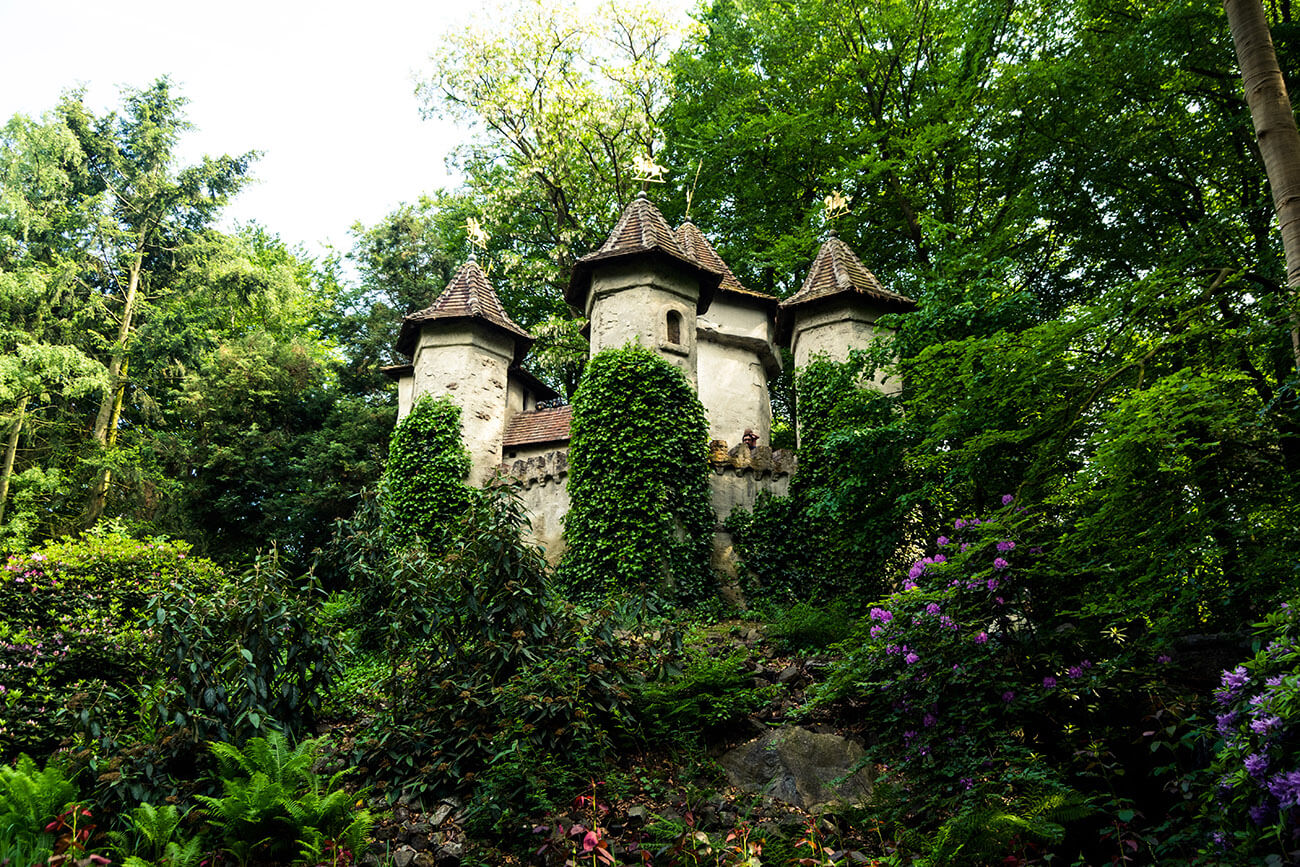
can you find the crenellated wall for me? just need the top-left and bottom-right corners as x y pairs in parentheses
(499, 448), (571, 565)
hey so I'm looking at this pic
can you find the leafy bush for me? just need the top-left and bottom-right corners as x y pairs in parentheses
(0, 532), (220, 760)
(197, 731), (371, 866)
(1206, 602), (1300, 860)
(109, 802), (204, 867)
(360, 482), (633, 833)
(379, 394), (472, 549)
(765, 600), (854, 654)
(152, 551), (338, 744)
(807, 500), (1186, 864)
(633, 645), (779, 742)
(723, 491), (818, 604)
(561, 345), (715, 602)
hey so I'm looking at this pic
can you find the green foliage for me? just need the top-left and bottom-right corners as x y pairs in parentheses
(764, 600), (855, 654)
(196, 731), (371, 866)
(110, 803), (205, 867)
(808, 502), (1188, 863)
(360, 482), (633, 833)
(0, 532), (218, 761)
(0, 754), (78, 866)
(151, 551), (338, 744)
(1205, 601), (1300, 860)
(561, 345), (715, 601)
(633, 646), (779, 742)
(380, 394), (472, 549)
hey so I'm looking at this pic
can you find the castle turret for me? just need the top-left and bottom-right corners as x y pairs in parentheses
(778, 231), (917, 376)
(567, 192), (722, 387)
(674, 218), (781, 447)
(392, 256), (533, 485)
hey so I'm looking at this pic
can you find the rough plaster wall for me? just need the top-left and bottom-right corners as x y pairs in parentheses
(396, 375), (414, 421)
(699, 296), (772, 343)
(506, 377), (525, 424)
(697, 337), (773, 446)
(791, 304), (900, 395)
(412, 327), (514, 486)
(709, 469), (792, 524)
(500, 446), (570, 565)
(586, 260), (700, 387)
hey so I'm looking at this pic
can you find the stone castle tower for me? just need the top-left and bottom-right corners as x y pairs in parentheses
(385, 194), (916, 559)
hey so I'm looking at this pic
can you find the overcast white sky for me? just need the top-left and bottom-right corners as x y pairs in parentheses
(0, 0), (498, 259)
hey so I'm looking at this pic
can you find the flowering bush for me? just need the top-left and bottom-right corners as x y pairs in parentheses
(1207, 602), (1300, 859)
(0, 532), (220, 760)
(808, 499), (1181, 863)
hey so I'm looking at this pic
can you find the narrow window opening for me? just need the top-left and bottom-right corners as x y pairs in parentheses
(666, 309), (683, 344)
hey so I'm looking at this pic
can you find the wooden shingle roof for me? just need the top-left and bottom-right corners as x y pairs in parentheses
(566, 192), (722, 311)
(502, 405), (572, 448)
(781, 232), (916, 312)
(777, 232), (916, 345)
(395, 257), (532, 359)
(674, 219), (779, 310)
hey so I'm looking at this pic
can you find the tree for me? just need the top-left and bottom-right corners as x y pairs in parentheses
(55, 79), (255, 523)
(1225, 0), (1300, 370)
(418, 0), (684, 318)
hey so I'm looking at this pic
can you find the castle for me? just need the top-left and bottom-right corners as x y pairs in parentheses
(383, 192), (916, 563)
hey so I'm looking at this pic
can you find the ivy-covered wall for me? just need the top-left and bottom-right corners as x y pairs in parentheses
(380, 394), (473, 548)
(560, 345), (714, 600)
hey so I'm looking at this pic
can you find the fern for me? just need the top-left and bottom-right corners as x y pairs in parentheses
(197, 732), (371, 865)
(0, 754), (77, 864)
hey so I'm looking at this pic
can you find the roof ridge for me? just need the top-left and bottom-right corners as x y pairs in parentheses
(395, 257), (532, 359)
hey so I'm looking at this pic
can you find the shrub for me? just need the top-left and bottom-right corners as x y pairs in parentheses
(197, 731), (371, 866)
(0, 532), (220, 761)
(765, 599), (855, 654)
(379, 394), (472, 549)
(1206, 602), (1300, 860)
(561, 345), (714, 602)
(633, 645), (780, 743)
(359, 482), (634, 832)
(807, 500), (1186, 864)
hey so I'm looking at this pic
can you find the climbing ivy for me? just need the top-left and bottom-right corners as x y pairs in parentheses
(379, 394), (473, 548)
(561, 345), (715, 601)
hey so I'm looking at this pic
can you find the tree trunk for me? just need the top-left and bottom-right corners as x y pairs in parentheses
(1226, 0), (1300, 372)
(86, 356), (129, 525)
(92, 248), (145, 445)
(0, 395), (29, 527)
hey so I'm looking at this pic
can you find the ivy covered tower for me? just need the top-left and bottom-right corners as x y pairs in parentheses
(389, 256), (553, 485)
(566, 191), (723, 388)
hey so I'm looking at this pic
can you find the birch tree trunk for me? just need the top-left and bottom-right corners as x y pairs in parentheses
(0, 395), (29, 527)
(1225, 0), (1300, 371)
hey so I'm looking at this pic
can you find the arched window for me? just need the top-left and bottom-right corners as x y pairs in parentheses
(666, 309), (683, 344)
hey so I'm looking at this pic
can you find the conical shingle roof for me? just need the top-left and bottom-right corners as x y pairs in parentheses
(567, 192), (722, 311)
(395, 257), (532, 360)
(777, 232), (916, 344)
(674, 219), (779, 310)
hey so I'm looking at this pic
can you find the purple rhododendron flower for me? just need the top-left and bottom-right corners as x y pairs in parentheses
(1002, 494), (1014, 505)
(933, 554), (947, 564)
(960, 543), (970, 552)
(1068, 666), (1083, 679)
(974, 631), (988, 645)
(1267, 675), (1283, 687)
(926, 602), (941, 616)
(908, 562), (926, 580)
(993, 557), (1010, 570)
(1251, 715), (1282, 736)
(1268, 770), (1300, 807)
(923, 713), (937, 727)
(1001, 690), (1015, 703)
(1157, 654), (1172, 664)
(1222, 666), (1250, 691)
(995, 596), (1005, 606)
(997, 540), (1016, 552)
(905, 652), (920, 664)
(1042, 676), (1057, 689)
(870, 607), (893, 623)
(870, 625), (884, 637)
(1249, 803), (1274, 826)
(903, 580), (918, 592)
(987, 578), (999, 591)
(936, 536), (949, 546)
(1245, 752), (1270, 779)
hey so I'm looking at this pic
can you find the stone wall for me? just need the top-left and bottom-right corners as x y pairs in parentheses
(499, 448), (570, 565)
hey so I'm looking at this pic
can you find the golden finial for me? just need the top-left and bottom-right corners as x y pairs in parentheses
(465, 216), (490, 250)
